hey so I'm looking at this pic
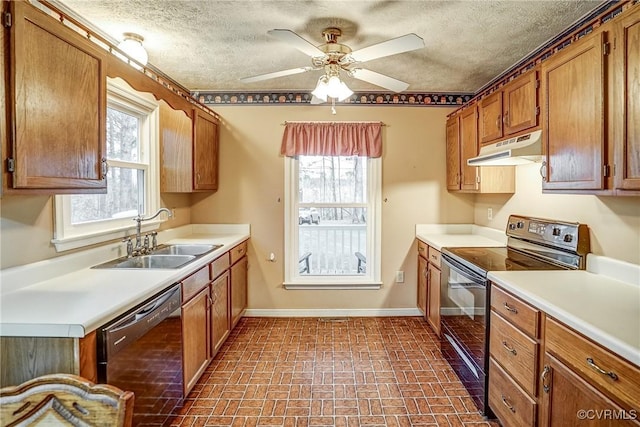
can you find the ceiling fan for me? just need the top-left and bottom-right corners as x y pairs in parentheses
(240, 28), (425, 102)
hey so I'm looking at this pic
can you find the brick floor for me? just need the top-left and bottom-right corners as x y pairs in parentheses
(170, 317), (499, 426)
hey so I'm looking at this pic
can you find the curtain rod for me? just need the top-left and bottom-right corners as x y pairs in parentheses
(281, 121), (388, 126)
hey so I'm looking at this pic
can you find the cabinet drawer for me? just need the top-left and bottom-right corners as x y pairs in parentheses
(211, 252), (230, 279)
(427, 247), (441, 268)
(490, 311), (538, 396)
(182, 265), (210, 303)
(491, 286), (540, 337)
(489, 357), (536, 427)
(417, 240), (428, 259)
(230, 241), (247, 265)
(545, 317), (640, 412)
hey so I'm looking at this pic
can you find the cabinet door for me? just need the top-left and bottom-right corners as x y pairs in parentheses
(193, 109), (219, 191)
(211, 271), (230, 354)
(160, 101), (193, 192)
(417, 255), (428, 318)
(614, 9), (640, 190)
(460, 105), (479, 191)
(10, 1), (106, 191)
(182, 287), (210, 395)
(427, 263), (441, 337)
(479, 91), (503, 144)
(446, 115), (461, 191)
(539, 353), (639, 427)
(503, 70), (539, 135)
(541, 31), (605, 191)
(230, 256), (248, 329)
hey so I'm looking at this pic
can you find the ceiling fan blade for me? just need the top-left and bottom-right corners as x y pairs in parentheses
(347, 34), (425, 64)
(240, 66), (314, 83)
(267, 29), (325, 58)
(350, 68), (410, 92)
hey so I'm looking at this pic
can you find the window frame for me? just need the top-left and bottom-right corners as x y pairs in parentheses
(52, 79), (160, 252)
(283, 155), (382, 289)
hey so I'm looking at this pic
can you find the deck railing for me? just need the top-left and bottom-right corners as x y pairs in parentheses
(298, 224), (367, 275)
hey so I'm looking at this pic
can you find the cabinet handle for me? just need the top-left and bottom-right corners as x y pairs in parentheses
(101, 158), (108, 179)
(196, 172), (201, 182)
(502, 341), (517, 356)
(541, 365), (551, 393)
(501, 395), (516, 413)
(418, 246), (425, 252)
(586, 357), (618, 380)
(503, 302), (518, 314)
(496, 115), (502, 129)
(539, 161), (547, 180)
(503, 111), (510, 127)
(431, 254), (437, 261)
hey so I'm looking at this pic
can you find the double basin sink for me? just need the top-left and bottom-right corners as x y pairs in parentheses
(93, 244), (223, 270)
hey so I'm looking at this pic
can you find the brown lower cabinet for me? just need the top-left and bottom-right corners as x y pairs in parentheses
(489, 284), (640, 427)
(211, 270), (230, 354)
(182, 286), (210, 395)
(230, 256), (248, 329)
(0, 239), (249, 400)
(416, 239), (441, 337)
(539, 353), (639, 427)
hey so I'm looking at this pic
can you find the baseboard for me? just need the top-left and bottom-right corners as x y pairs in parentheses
(243, 308), (423, 317)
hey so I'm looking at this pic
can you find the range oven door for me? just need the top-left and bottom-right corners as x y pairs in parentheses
(440, 254), (493, 417)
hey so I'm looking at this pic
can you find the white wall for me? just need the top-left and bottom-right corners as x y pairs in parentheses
(474, 163), (640, 265)
(190, 105), (476, 311)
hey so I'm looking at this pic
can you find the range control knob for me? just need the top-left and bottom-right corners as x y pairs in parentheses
(517, 221), (525, 229)
(509, 223), (516, 230)
(552, 227), (561, 236)
(563, 234), (574, 243)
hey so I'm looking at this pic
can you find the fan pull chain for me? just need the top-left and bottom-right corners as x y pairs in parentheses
(331, 98), (337, 115)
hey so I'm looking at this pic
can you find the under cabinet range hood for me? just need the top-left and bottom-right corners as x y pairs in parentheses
(467, 129), (543, 166)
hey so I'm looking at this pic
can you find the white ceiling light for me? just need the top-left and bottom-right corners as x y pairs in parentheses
(312, 67), (353, 102)
(118, 32), (148, 66)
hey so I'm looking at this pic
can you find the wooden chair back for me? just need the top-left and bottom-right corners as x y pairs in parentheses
(0, 373), (134, 426)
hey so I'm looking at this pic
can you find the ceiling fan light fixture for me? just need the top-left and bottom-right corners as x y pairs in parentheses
(312, 74), (353, 103)
(312, 76), (330, 102)
(118, 32), (148, 67)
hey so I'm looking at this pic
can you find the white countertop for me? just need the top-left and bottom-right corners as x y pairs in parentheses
(416, 224), (506, 250)
(489, 267), (640, 367)
(0, 224), (250, 338)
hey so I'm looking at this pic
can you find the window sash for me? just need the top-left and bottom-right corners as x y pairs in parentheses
(284, 156), (381, 288)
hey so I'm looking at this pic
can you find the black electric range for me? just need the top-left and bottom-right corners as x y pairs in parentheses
(438, 215), (590, 418)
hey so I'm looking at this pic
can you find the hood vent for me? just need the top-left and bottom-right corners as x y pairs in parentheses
(467, 130), (543, 166)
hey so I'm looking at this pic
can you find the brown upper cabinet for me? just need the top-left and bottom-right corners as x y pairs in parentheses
(446, 104), (515, 194)
(192, 109), (220, 192)
(478, 68), (539, 145)
(5, 1), (107, 193)
(160, 106), (219, 193)
(541, 29), (607, 192)
(540, 5), (640, 195)
(613, 7), (640, 192)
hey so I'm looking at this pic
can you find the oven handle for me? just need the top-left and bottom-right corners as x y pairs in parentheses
(441, 254), (486, 285)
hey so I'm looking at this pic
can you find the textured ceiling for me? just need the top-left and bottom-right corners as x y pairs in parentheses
(55, 0), (604, 93)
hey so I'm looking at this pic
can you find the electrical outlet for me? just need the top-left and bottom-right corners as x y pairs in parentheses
(395, 271), (404, 283)
(487, 208), (493, 220)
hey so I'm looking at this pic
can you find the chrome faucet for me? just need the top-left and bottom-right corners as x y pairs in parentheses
(125, 208), (173, 256)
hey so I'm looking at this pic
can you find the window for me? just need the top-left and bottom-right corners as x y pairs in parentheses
(53, 80), (159, 251)
(284, 155), (381, 289)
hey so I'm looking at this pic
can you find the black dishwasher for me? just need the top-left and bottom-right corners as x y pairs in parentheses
(97, 284), (183, 426)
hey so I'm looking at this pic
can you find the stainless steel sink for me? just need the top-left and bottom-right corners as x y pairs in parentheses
(93, 254), (196, 269)
(151, 244), (223, 256)
(92, 243), (224, 269)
